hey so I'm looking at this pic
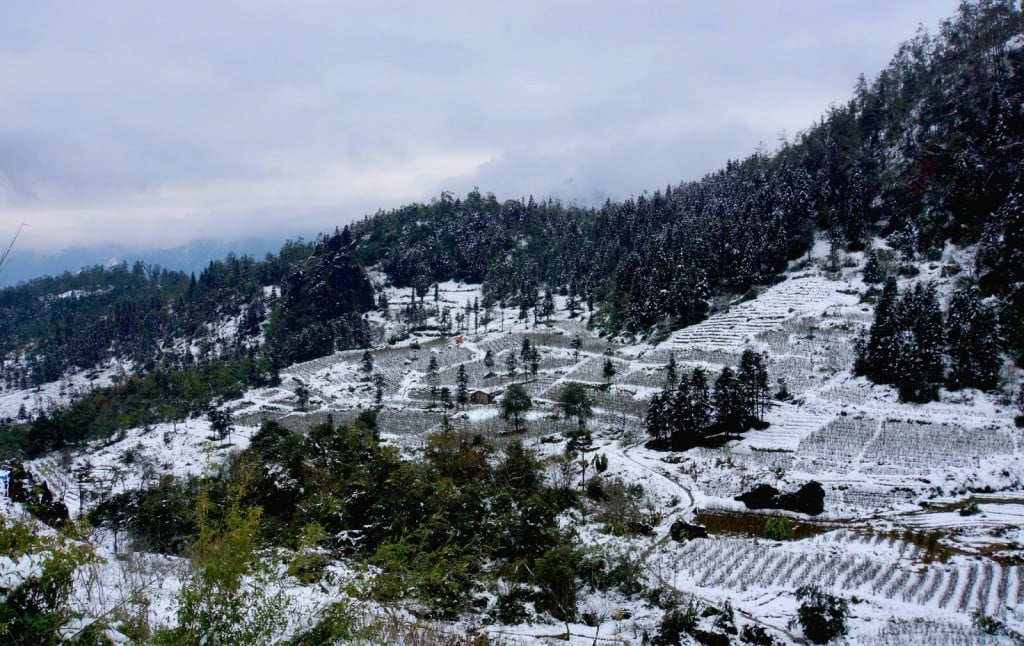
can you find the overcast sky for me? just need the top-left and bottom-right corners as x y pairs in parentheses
(1, 0), (961, 255)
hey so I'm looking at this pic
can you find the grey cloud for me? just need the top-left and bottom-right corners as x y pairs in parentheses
(0, 0), (962, 256)
(446, 121), (765, 206)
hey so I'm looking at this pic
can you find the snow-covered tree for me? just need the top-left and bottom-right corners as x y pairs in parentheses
(946, 287), (1001, 391)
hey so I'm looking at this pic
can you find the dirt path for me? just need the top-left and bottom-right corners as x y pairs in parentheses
(618, 438), (807, 644)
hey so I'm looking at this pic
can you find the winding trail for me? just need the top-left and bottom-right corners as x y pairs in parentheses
(617, 438), (807, 644)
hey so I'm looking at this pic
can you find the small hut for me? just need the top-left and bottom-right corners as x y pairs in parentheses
(469, 389), (503, 405)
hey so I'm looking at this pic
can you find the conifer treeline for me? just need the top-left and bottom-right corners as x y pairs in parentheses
(855, 278), (1001, 402)
(646, 349), (770, 449)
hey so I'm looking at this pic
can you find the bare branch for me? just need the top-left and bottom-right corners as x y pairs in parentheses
(0, 222), (28, 279)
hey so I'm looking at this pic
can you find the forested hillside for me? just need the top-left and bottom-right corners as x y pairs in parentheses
(0, 233), (374, 457)
(353, 0), (1023, 345)
(0, 234), (374, 388)
(0, 0), (1020, 451)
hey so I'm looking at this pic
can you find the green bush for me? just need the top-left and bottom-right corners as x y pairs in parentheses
(288, 600), (371, 645)
(0, 517), (103, 644)
(90, 474), (203, 555)
(287, 523), (332, 584)
(594, 478), (659, 536)
(653, 599), (701, 645)
(959, 499), (981, 517)
(495, 584), (531, 624)
(764, 515), (792, 541)
(156, 480), (288, 645)
(578, 546), (644, 596)
(793, 585), (849, 643)
(369, 535), (477, 619)
(534, 543), (580, 621)
(971, 609), (1010, 636)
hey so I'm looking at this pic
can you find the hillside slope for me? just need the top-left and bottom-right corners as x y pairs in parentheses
(8, 242), (1021, 643)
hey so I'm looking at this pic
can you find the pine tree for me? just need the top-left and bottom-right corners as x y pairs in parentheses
(567, 292), (578, 317)
(668, 373), (694, 444)
(373, 373), (386, 407)
(571, 336), (583, 363)
(947, 287), (1001, 391)
(826, 228), (842, 273)
(427, 355), (439, 405)
(294, 381), (311, 411)
(906, 282), (944, 390)
(360, 350), (374, 373)
(891, 329), (931, 402)
(541, 290), (555, 322)
(977, 191), (1024, 358)
(863, 249), (884, 284)
(456, 364), (470, 409)
(970, 299), (1002, 391)
(738, 349), (769, 423)
(688, 368), (712, 438)
(602, 358), (616, 385)
(559, 382), (592, 429)
(501, 383), (532, 433)
(645, 391), (670, 441)
(857, 277), (899, 382)
(207, 407), (235, 442)
(665, 353), (677, 388)
(858, 279), (947, 402)
(713, 367), (745, 434)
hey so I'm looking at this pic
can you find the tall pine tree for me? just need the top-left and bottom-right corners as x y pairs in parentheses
(946, 287), (1001, 391)
(713, 366), (745, 434)
(738, 349), (770, 424)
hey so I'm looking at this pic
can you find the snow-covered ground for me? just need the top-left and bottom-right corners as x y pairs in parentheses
(0, 358), (133, 422)
(5, 241), (1023, 643)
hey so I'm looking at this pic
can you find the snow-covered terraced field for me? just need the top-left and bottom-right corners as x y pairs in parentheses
(863, 421), (1013, 475)
(619, 364), (672, 389)
(744, 404), (829, 451)
(663, 274), (858, 352)
(659, 531), (1024, 623)
(796, 415), (879, 474)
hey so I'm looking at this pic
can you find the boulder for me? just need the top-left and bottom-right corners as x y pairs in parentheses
(670, 520), (709, 541)
(735, 481), (824, 516)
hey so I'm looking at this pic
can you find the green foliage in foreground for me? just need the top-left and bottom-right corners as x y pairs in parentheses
(92, 418), (650, 622)
(764, 515), (793, 541)
(0, 518), (101, 644)
(154, 475), (288, 645)
(793, 585), (849, 643)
